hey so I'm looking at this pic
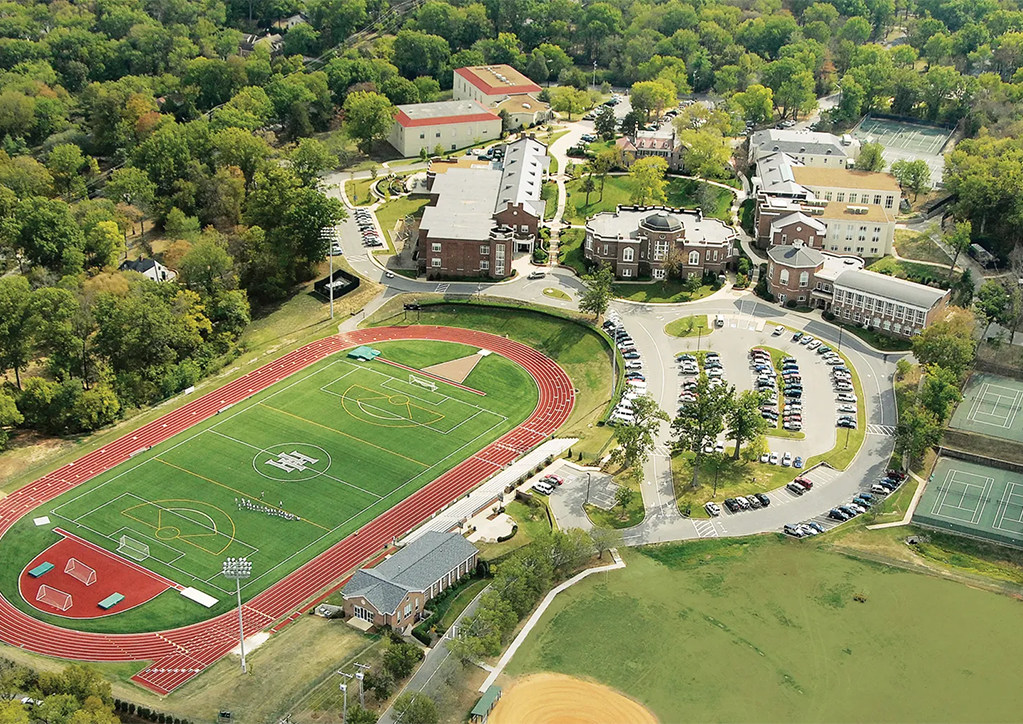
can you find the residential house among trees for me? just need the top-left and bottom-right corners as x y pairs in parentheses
(584, 207), (736, 280)
(616, 130), (684, 170)
(341, 532), (479, 632)
(749, 129), (861, 168)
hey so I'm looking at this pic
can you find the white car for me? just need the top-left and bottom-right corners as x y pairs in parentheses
(838, 404), (857, 413)
(705, 501), (722, 517)
(837, 393), (857, 403)
(773, 325), (785, 335)
(625, 361), (643, 369)
(769, 452), (780, 464)
(760, 452), (771, 463)
(807, 340), (821, 350)
(714, 441), (725, 453)
(799, 336), (813, 345)
(781, 452), (792, 466)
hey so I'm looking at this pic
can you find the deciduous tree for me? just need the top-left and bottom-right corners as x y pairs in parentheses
(629, 156), (668, 205)
(579, 263), (615, 318)
(671, 374), (734, 487)
(610, 395), (669, 468)
(342, 91), (396, 154)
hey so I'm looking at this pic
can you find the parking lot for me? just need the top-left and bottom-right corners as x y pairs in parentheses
(670, 322), (851, 461)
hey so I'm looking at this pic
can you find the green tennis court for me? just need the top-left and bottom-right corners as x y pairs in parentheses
(851, 115), (952, 183)
(948, 372), (1023, 443)
(913, 457), (1023, 548)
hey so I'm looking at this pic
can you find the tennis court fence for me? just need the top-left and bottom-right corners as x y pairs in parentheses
(938, 446), (1023, 475)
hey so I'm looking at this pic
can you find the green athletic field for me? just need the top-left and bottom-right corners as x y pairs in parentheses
(0, 340), (538, 633)
(507, 538), (1023, 722)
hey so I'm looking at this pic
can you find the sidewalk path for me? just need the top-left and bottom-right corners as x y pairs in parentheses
(478, 548), (626, 693)
(866, 471), (929, 530)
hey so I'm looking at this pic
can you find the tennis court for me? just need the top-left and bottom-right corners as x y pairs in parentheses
(948, 372), (1023, 444)
(851, 115), (953, 184)
(913, 457), (1023, 548)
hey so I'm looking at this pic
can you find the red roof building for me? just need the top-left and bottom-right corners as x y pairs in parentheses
(453, 65), (543, 106)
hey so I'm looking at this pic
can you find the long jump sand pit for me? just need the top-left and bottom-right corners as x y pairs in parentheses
(489, 673), (657, 724)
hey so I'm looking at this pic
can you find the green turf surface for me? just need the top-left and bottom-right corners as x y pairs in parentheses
(507, 537), (1023, 722)
(1, 340), (537, 633)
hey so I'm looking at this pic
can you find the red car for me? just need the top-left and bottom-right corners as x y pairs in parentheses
(793, 476), (813, 490)
(542, 474), (565, 486)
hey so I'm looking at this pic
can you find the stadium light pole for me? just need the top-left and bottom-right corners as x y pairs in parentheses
(320, 227), (336, 320)
(222, 557), (252, 674)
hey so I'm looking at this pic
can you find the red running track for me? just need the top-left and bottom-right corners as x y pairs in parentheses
(0, 327), (575, 695)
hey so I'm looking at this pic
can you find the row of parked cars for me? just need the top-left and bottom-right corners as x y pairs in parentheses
(605, 312), (646, 425)
(531, 473), (564, 496)
(706, 491), (772, 517)
(832, 364), (858, 429)
(354, 208), (383, 248)
(782, 469), (908, 536)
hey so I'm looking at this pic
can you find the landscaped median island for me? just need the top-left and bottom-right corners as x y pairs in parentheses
(664, 314), (711, 338)
(612, 278), (719, 304)
(584, 467), (644, 529)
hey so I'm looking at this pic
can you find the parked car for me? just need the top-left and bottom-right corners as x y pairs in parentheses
(837, 419), (856, 429)
(793, 476), (813, 490)
(532, 481), (554, 495)
(544, 474), (565, 486)
(747, 494), (762, 509)
(760, 452), (771, 463)
(784, 524), (806, 538)
(800, 336), (813, 345)
(792, 331), (803, 342)
(786, 482), (806, 495)
(705, 501), (722, 517)
(724, 498), (740, 512)
(837, 393), (857, 403)
(838, 505), (859, 517)
(829, 508), (850, 521)
(782, 452), (793, 466)
(769, 452), (779, 464)
(806, 521), (824, 533)
(871, 484), (890, 495)
(735, 496), (751, 510)
(807, 340), (821, 350)
(527, 271), (546, 280)
(755, 493), (771, 507)
(793, 456), (803, 468)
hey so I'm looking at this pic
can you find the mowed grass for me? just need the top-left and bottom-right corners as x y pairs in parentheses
(507, 537), (1023, 722)
(563, 175), (733, 225)
(366, 301), (616, 459)
(0, 340), (536, 633)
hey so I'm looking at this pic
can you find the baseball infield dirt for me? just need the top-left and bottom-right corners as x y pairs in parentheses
(488, 673), (657, 724)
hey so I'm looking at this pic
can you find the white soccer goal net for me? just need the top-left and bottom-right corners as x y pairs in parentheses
(64, 558), (97, 586)
(36, 585), (73, 611)
(117, 535), (150, 562)
(409, 374), (438, 392)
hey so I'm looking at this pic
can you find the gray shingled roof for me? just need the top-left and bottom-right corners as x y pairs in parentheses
(752, 129), (854, 158)
(834, 269), (949, 308)
(767, 244), (824, 268)
(587, 207), (735, 244)
(342, 532), (478, 614)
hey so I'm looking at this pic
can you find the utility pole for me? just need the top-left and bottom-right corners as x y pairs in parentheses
(354, 663), (370, 707)
(221, 558), (252, 674)
(338, 671), (354, 724)
(592, 60), (598, 88)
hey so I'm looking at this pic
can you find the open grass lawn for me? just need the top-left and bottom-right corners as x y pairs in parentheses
(365, 300), (616, 459)
(1, 340), (536, 633)
(348, 177), (376, 206)
(563, 175), (733, 225)
(375, 196), (429, 241)
(507, 536), (1023, 722)
(868, 255), (957, 289)
(437, 578), (490, 630)
(613, 279), (718, 304)
(557, 228), (587, 276)
(584, 468), (644, 529)
(664, 314), (711, 338)
(894, 229), (952, 266)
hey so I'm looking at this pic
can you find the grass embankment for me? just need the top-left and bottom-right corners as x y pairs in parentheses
(584, 468), (644, 529)
(543, 287), (571, 300)
(364, 298), (617, 459)
(542, 181), (558, 221)
(612, 280), (717, 303)
(823, 320), (914, 351)
(664, 315), (711, 338)
(557, 228), (587, 276)
(506, 536), (1023, 723)
(562, 175), (733, 225)
(894, 229), (952, 266)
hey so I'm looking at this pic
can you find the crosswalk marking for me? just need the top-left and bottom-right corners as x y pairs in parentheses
(435, 283), (450, 293)
(653, 445), (672, 456)
(866, 424), (897, 436)
(693, 519), (719, 538)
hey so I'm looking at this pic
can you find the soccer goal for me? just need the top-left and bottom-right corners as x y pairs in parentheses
(64, 558), (97, 586)
(36, 585), (73, 612)
(409, 374), (438, 392)
(117, 535), (150, 562)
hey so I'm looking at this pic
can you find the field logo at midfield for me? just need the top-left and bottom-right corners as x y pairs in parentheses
(252, 443), (332, 482)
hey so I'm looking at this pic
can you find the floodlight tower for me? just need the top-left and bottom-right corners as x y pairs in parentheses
(319, 227), (337, 319)
(222, 557), (252, 673)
